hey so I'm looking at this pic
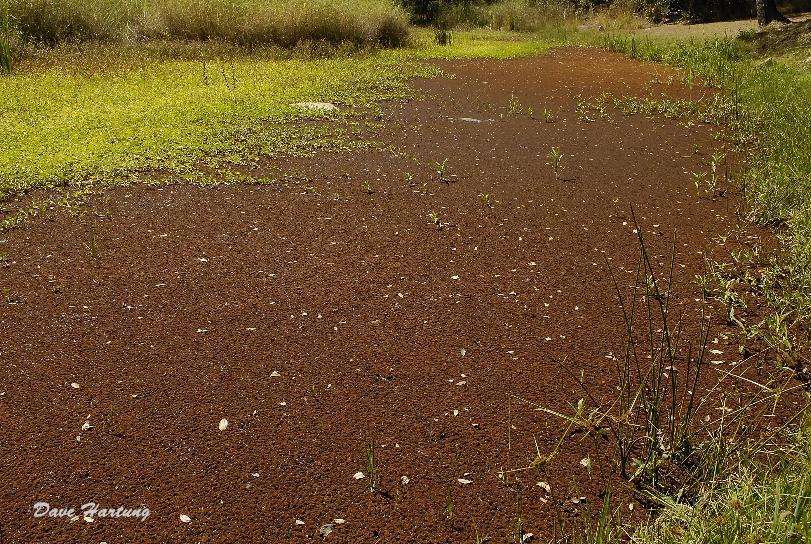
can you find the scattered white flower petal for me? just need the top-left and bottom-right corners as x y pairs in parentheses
(401, 476), (410, 485)
(70, 382), (80, 389)
(218, 418), (229, 431)
(179, 514), (191, 523)
(353, 471), (365, 480)
(457, 478), (473, 485)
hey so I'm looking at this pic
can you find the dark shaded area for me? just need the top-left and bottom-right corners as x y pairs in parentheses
(400, 0), (809, 24)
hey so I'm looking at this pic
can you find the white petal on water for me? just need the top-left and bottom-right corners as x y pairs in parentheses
(70, 383), (80, 389)
(537, 481), (551, 493)
(218, 418), (229, 431)
(179, 514), (191, 523)
(457, 478), (473, 485)
(353, 471), (365, 480)
(400, 476), (410, 485)
(295, 519), (305, 525)
(319, 523), (335, 537)
(270, 371), (281, 377)
(334, 518), (346, 524)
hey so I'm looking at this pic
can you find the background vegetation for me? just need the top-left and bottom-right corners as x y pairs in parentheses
(3, 0), (409, 47)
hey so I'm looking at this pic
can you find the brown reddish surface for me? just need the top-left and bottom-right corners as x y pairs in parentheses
(0, 48), (794, 543)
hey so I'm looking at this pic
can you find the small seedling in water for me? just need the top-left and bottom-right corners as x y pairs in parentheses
(479, 193), (493, 209)
(444, 485), (454, 520)
(546, 147), (564, 180)
(404, 172), (415, 187)
(362, 180), (374, 194)
(507, 93), (534, 117)
(541, 108), (556, 123)
(366, 441), (378, 492)
(428, 211), (443, 230)
(434, 159), (449, 183)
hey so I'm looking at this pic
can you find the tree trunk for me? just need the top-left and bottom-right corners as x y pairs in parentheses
(756, 0), (790, 26)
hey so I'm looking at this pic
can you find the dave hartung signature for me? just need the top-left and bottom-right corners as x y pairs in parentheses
(33, 501), (151, 522)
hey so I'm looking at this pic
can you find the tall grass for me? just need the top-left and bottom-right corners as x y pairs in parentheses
(5, 0), (410, 47)
(634, 424), (811, 544)
(483, 0), (571, 32)
(1, 1), (13, 72)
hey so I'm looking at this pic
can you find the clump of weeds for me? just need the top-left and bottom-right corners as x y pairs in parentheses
(506, 93), (533, 118)
(575, 94), (610, 122)
(693, 152), (728, 199)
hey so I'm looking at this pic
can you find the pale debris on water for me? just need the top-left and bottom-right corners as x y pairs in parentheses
(401, 475), (410, 485)
(179, 514), (191, 523)
(353, 471), (365, 480)
(319, 523), (335, 537)
(457, 478), (473, 485)
(218, 418), (229, 431)
(70, 382), (80, 389)
(293, 102), (339, 112)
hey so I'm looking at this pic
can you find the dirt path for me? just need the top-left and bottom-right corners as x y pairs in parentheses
(0, 48), (779, 542)
(636, 11), (811, 40)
